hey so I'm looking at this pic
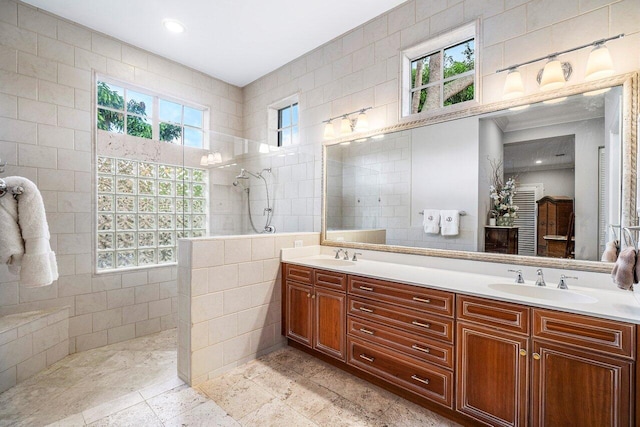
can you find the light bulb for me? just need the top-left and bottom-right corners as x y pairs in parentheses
(323, 122), (334, 140)
(502, 69), (525, 100)
(585, 44), (614, 81)
(340, 117), (352, 135)
(354, 112), (369, 133)
(540, 57), (566, 92)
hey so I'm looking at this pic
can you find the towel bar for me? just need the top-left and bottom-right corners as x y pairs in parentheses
(0, 178), (24, 199)
(419, 210), (466, 216)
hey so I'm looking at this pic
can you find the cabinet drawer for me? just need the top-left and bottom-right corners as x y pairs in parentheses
(348, 276), (454, 317)
(348, 297), (454, 344)
(348, 317), (454, 370)
(533, 309), (635, 359)
(314, 269), (347, 291)
(285, 264), (313, 285)
(348, 337), (453, 409)
(458, 295), (530, 336)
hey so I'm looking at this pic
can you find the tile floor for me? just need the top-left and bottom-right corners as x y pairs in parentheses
(0, 329), (460, 426)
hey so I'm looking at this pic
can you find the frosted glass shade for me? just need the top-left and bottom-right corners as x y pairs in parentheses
(540, 58), (566, 92)
(585, 45), (614, 81)
(323, 122), (334, 140)
(354, 112), (369, 132)
(200, 155), (209, 166)
(211, 152), (222, 163)
(340, 117), (352, 135)
(502, 69), (525, 100)
(207, 153), (215, 164)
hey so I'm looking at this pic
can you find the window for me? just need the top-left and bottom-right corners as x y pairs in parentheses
(268, 94), (299, 147)
(97, 80), (206, 148)
(277, 102), (298, 147)
(96, 156), (208, 271)
(401, 23), (477, 118)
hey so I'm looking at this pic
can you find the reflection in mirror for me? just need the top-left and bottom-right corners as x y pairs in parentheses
(325, 86), (625, 263)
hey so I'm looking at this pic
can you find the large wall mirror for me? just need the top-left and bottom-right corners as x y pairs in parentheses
(322, 73), (638, 273)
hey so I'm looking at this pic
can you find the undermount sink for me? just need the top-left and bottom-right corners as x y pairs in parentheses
(311, 258), (355, 267)
(488, 283), (598, 304)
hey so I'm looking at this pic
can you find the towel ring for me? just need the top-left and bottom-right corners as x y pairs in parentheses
(622, 226), (638, 251)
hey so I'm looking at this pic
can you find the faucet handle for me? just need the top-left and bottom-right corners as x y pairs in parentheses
(558, 274), (577, 290)
(508, 269), (525, 284)
(334, 249), (343, 259)
(535, 269), (546, 287)
(343, 250), (349, 260)
(352, 252), (363, 261)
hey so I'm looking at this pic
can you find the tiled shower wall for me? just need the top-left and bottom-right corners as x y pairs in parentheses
(0, 0), (243, 353)
(243, 0), (640, 234)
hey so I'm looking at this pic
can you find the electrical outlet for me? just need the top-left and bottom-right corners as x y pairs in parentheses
(294, 240), (303, 248)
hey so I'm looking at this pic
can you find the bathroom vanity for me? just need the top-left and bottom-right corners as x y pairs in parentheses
(281, 254), (639, 427)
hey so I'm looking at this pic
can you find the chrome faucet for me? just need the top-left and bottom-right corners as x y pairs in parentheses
(558, 274), (577, 290)
(334, 249), (343, 259)
(535, 269), (546, 287)
(343, 250), (349, 260)
(352, 252), (363, 261)
(508, 269), (525, 284)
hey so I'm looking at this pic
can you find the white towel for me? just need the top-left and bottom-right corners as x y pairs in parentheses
(422, 209), (440, 234)
(440, 210), (460, 236)
(0, 177), (58, 287)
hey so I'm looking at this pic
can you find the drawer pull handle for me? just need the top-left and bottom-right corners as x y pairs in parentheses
(359, 286), (374, 291)
(359, 307), (374, 313)
(412, 344), (430, 353)
(412, 320), (431, 328)
(359, 354), (375, 362)
(307, 293), (311, 298)
(311, 294), (316, 299)
(411, 375), (430, 385)
(412, 297), (431, 303)
(519, 349), (527, 357)
(359, 328), (374, 335)
(533, 353), (541, 360)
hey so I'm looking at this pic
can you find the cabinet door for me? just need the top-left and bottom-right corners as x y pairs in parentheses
(286, 281), (313, 347)
(456, 322), (529, 427)
(314, 288), (346, 361)
(531, 340), (633, 427)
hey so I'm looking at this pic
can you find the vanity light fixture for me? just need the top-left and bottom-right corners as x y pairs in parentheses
(162, 19), (186, 34)
(496, 34), (623, 100)
(323, 107), (373, 140)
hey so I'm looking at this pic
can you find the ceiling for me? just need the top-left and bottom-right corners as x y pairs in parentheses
(22, 0), (407, 87)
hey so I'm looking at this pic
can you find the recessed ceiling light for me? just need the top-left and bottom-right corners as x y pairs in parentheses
(535, 160), (542, 164)
(543, 97), (567, 105)
(163, 19), (186, 33)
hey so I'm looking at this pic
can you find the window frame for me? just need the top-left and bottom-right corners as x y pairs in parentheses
(268, 94), (300, 148)
(96, 76), (209, 149)
(276, 102), (299, 147)
(400, 22), (480, 120)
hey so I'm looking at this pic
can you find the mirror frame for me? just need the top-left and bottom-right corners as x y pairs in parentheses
(321, 72), (638, 273)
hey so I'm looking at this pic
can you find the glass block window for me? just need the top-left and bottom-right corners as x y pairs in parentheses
(97, 80), (207, 148)
(97, 156), (208, 271)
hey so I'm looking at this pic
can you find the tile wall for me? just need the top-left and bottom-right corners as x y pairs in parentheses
(177, 232), (320, 386)
(243, 0), (640, 237)
(0, 0), (243, 354)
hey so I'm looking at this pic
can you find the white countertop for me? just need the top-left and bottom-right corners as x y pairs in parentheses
(282, 247), (640, 324)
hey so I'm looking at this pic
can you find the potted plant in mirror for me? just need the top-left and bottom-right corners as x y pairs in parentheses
(489, 160), (519, 227)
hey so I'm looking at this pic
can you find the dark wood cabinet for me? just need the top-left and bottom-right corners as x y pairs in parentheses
(456, 296), (530, 427)
(284, 264), (347, 362)
(531, 340), (633, 427)
(485, 226), (519, 254)
(536, 196), (573, 256)
(283, 263), (638, 427)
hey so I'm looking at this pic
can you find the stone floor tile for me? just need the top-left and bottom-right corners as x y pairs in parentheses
(239, 399), (318, 427)
(146, 384), (208, 422)
(86, 401), (162, 427)
(163, 400), (240, 427)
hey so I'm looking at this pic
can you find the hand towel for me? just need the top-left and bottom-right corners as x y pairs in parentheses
(611, 247), (636, 290)
(0, 176), (58, 287)
(601, 240), (619, 262)
(422, 209), (440, 234)
(440, 210), (460, 236)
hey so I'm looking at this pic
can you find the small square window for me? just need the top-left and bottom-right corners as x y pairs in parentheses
(277, 103), (299, 147)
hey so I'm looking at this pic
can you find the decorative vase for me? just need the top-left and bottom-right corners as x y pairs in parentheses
(496, 216), (514, 227)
